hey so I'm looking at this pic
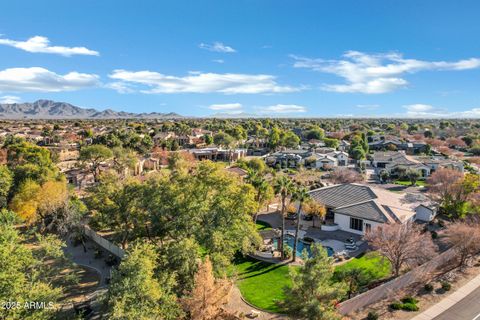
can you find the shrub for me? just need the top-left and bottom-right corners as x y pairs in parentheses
(401, 296), (418, 304)
(431, 231), (438, 239)
(441, 281), (451, 291)
(367, 311), (379, 320)
(390, 302), (403, 310)
(390, 297), (420, 312)
(424, 283), (434, 292)
(402, 302), (419, 311)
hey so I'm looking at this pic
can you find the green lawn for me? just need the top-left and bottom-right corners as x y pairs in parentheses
(232, 252), (391, 313)
(255, 220), (273, 231)
(232, 256), (294, 313)
(334, 252), (391, 286)
(394, 179), (427, 187)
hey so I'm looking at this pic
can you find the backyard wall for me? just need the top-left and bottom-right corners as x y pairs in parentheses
(337, 248), (457, 315)
(83, 225), (126, 259)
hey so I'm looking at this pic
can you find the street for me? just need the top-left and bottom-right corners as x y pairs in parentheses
(433, 286), (480, 320)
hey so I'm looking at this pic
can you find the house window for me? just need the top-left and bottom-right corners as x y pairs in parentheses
(350, 217), (363, 231)
(365, 223), (372, 233)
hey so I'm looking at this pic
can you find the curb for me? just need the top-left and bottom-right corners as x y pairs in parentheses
(411, 273), (480, 320)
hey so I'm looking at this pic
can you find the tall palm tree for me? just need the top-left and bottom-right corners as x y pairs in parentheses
(291, 186), (310, 262)
(246, 169), (272, 223)
(274, 175), (294, 260)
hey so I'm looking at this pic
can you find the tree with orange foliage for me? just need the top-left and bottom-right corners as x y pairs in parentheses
(9, 179), (68, 224)
(303, 199), (327, 228)
(182, 256), (233, 320)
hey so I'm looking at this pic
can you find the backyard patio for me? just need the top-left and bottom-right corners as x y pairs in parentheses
(255, 211), (367, 262)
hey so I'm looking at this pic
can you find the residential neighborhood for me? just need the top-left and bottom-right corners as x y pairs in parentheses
(1, 1), (480, 320)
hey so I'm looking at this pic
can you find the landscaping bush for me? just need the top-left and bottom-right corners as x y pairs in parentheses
(441, 281), (451, 291)
(401, 296), (418, 304)
(390, 296), (420, 312)
(424, 283), (434, 292)
(366, 311), (379, 320)
(431, 231), (438, 239)
(390, 302), (403, 310)
(402, 302), (419, 311)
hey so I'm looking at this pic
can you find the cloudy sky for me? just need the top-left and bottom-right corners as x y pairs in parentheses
(0, 1), (479, 117)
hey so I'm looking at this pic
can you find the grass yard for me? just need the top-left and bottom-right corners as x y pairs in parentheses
(394, 179), (427, 187)
(334, 252), (391, 286)
(232, 252), (391, 312)
(255, 220), (273, 231)
(232, 256), (294, 313)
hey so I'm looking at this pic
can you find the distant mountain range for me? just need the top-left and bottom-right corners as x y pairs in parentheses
(0, 100), (183, 119)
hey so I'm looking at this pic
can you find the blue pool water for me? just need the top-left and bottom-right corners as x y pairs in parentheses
(273, 235), (334, 258)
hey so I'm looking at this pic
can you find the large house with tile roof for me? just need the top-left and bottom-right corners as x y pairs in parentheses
(308, 183), (436, 235)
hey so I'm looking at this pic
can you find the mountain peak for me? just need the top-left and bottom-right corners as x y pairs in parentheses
(0, 100), (183, 119)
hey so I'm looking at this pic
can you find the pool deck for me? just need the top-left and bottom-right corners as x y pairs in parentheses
(257, 211), (367, 259)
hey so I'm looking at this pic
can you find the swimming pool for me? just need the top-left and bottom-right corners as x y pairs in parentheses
(273, 235), (334, 258)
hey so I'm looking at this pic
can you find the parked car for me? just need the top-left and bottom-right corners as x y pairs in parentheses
(302, 214), (313, 221)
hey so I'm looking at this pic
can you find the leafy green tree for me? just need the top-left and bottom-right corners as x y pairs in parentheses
(335, 268), (366, 299)
(158, 238), (200, 294)
(4, 140), (59, 191)
(112, 147), (138, 174)
(88, 173), (145, 249)
(305, 126), (325, 140)
(0, 216), (68, 320)
(268, 127), (281, 150)
(282, 245), (346, 320)
(107, 242), (182, 320)
(323, 138), (340, 149)
(406, 168), (421, 186)
(227, 125), (247, 141)
(0, 165), (13, 208)
(141, 161), (260, 272)
(203, 134), (213, 145)
(79, 144), (113, 181)
(282, 131), (301, 148)
(350, 146), (366, 161)
(213, 131), (234, 147)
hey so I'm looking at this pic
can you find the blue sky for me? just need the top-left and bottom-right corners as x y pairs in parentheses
(0, 0), (479, 117)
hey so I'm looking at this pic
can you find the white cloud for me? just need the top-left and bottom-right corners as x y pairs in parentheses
(0, 67), (99, 92)
(0, 35), (99, 56)
(108, 70), (299, 94)
(394, 104), (480, 118)
(403, 104), (435, 112)
(208, 103), (242, 110)
(212, 59), (224, 64)
(199, 42), (236, 53)
(291, 51), (480, 94)
(0, 95), (21, 104)
(256, 104), (307, 114)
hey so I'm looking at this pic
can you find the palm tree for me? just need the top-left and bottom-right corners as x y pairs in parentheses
(274, 176), (294, 260)
(246, 169), (273, 223)
(291, 186), (310, 262)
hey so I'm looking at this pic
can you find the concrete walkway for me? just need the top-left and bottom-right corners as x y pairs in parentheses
(63, 238), (113, 287)
(411, 273), (480, 320)
(225, 285), (288, 320)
